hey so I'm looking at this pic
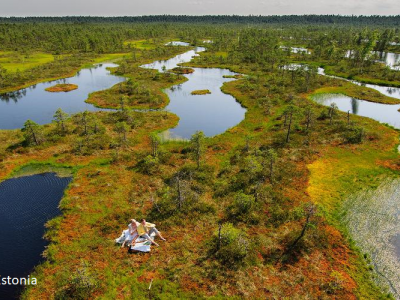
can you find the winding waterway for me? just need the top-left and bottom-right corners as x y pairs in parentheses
(311, 93), (400, 129)
(318, 67), (400, 99)
(0, 173), (71, 299)
(310, 67), (400, 129)
(141, 46), (246, 139)
(0, 45), (246, 297)
(1, 43), (246, 139)
(0, 63), (125, 130)
(2, 41), (399, 298)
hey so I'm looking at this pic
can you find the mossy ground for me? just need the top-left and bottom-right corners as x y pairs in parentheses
(191, 89), (211, 95)
(322, 63), (400, 88)
(86, 46), (191, 110)
(45, 84), (78, 93)
(0, 51), (55, 72)
(1, 40), (399, 299)
(171, 67), (195, 74)
(311, 83), (400, 104)
(123, 39), (158, 50)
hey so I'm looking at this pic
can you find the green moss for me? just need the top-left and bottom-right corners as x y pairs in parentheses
(8, 162), (76, 179)
(123, 39), (157, 50)
(191, 89), (211, 95)
(171, 67), (194, 74)
(0, 51), (55, 72)
(45, 83), (78, 93)
(310, 84), (400, 104)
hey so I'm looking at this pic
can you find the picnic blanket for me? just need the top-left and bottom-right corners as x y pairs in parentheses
(115, 229), (155, 253)
(131, 241), (152, 253)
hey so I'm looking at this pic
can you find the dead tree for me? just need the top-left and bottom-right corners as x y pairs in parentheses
(286, 204), (317, 253)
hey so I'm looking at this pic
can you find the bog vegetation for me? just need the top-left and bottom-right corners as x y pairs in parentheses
(1, 16), (400, 299)
(45, 84), (78, 93)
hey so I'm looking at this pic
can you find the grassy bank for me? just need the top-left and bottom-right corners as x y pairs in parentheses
(45, 84), (78, 93)
(324, 65), (400, 88)
(311, 83), (400, 104)
(0, 53), (129, 94)
(85, 46), (192, 110)
(1, 37), (399, 299)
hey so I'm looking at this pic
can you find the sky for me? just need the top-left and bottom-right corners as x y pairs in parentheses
(0, 0), (399, 16)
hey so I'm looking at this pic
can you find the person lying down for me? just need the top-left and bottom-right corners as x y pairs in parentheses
(115, 219), (166, 252)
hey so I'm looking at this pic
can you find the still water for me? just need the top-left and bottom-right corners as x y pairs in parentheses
(318, 67), (400, 100)
(346, 50), (400, 70)
(142, 47), (246, 139)
(0, 173), (71, 299)
(311, 93), (400, 129)
(0, 63), (125, 129)
(1, 45), (246, 139)
(375, 51), (400, 71)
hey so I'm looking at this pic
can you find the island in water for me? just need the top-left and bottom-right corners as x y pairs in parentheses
(45, 83), (78, 93)
(191, 89), (212, 95)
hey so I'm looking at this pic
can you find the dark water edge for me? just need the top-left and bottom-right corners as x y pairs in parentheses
(0, 173), (71, 299)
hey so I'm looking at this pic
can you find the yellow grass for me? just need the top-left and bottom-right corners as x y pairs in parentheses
(123, 39), (157, 50)
(92, 53), (129, 64)
(0, 51), (55, 72)
(191, 89), (211, 95)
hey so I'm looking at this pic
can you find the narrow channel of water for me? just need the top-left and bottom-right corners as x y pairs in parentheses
(0, 63), (125, 130)
(318, 67), (400, 100)
(311, 93), (400, 129)
(0, 173), (71, 299)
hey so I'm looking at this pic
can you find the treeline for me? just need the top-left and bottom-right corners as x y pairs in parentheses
(0, 24), (126, 53)
(1, 15), (400, 26)
(0, 23), (227, 53)
(1, 23), (398, 55)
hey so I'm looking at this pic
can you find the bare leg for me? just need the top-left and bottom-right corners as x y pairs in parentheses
(150, 228), (166, 241)
(143, 233), (159, 246)
(149, 238), (159, 247)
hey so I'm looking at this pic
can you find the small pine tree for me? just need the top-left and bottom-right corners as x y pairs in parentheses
(22, 119), (43, 145)
(53, 108), (69, 133)
(150, 133), (160, 158)
(190, 131), (205, 169)
(114, 121), (130, 144)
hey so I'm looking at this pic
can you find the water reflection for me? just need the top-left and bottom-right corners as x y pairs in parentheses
(311, 93), (400, 129)
(351, 98), (359, 114)
(0, 63), (125, 129)
(141, 47), (246, 139)
(318, 67), (400, 100)
(0, 89), (27, 103)
(346, 50), (400, 70)
(374, 51), (400, 70)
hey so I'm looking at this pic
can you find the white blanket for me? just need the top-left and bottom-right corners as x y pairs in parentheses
(115, 229), (155, 252)
(131, 241), (152, 252)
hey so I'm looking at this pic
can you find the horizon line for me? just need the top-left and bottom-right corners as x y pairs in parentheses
(1, 14), (400, 18)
